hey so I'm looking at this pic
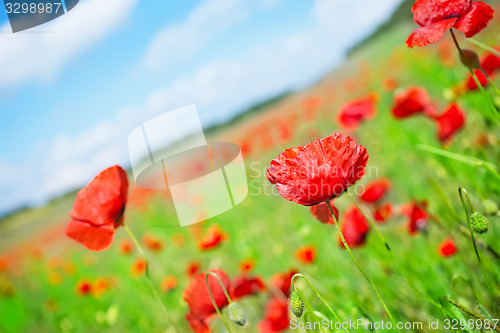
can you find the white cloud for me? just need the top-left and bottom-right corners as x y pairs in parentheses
(0, 0), (138, 89)
(142, 0), (250, 72)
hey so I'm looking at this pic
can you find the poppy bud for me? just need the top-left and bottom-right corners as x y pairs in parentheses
(459, 49), (480, 69)
(470, 212), (490, 234)
(483, 199), (498, 215)
(288, 291), (305, 318)
(227, 302), (247, 326)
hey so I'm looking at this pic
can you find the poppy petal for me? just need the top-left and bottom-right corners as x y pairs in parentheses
(406, 18), (458, 48)
(310, 200), (339, 224)
(412, 0), (471, 26)
(436, 103), (466, 141)
(454, 1), (494, 38)
(65, 219), (115, 251)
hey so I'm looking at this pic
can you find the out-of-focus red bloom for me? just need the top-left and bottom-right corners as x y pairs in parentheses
(119, 239), (133, 255)
(183, 269), (230, 333)
(259, 297), (290, 333)
(231, 275), (265, 299)
(438, 238), (457, 257)
(295, 245), (316, 264)
(75, 279), (92, 296)
(267, 133), (369, 206)
(239, 258), (256, 273)
(360, 178), (391, 203)
(131, 258), (147, 278)
(161, 276), (178, 293)
(310, 200), (339, 224)
(336, 94), (377, 129)
(374, 202), (394, 222)
(270, 270), (296, 296)
(392, 87), (431, 118)
(466, 48), (500, 90)
(186, 261), (201, 278)
(65, 165), (128, 251)
(434, 103), (466, 142)
(338, 206), (370, 248)
(406, 0), (494, 48)
(197, 225), (228, 251)
(0, 257), (7, 271)
(142, 233), (163, 252)
(402, 201), (429, 235)
(383, 77), (399, 92)
(92, 277), (110, 297)
(303, 96), (321, 122)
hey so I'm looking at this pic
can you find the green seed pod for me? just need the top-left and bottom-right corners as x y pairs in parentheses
(470, 211), (490, 234)
(460, 49), (480, 69)
(227, 302), (247, 326)
(288, 291), (305, 318)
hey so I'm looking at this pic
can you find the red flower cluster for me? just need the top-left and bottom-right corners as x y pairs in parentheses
(267, 133), (369, 206)
(65, 165), (128, 251)
(406, 0), (494, 48)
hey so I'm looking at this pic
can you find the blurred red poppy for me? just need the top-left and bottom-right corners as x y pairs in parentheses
(65, 165), (128, 251)
(267, 133), (369, 206)
(258, 297), (290, 333)
(435, 103), (466, 142)
(183, 269), (230, 333)
(402, 201), (429, 235)
(142, 233), (163, 252)
(75, 279), (92, 296)
(392, 86), (431, 118)
(198, 225), (228, 251)
(338, 206), (370, 248)
(374, 202), (394, 222)
(336, 94), (377, 129)
(92, 277), (110, 297)
(231, 275), (265, 299)
(186, 261), (201, 278)
(295, 245), (316, 264)
(239, 258), (256, 273)
(131, 258), (147, 278)
(406, 0), (494, 48)
(438, 238), (457, 257)
(310, 200), (339, 224)
(466, 48), (500, 90)
(360, 178), (391, 203)
(161, 276), (178, 293)
(119, 239), (133, 255)
(270, 269), (296, 295)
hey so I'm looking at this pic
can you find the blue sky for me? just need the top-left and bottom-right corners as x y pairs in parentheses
(0, 0), (402, 214)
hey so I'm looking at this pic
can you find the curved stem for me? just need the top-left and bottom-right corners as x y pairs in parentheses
(326, 202), (400, 333)
(466, 38), (500, 58)
(450, 29), (500, 119)
(291, 273), (348, 332)
(348, 193), (391, 251)
(458, 188), (481, 263)
(444, 296), (500, 333)
(122, 225), (179, 333)
(205, 272), (233, 333)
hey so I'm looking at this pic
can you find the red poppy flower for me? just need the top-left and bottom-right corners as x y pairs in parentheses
(406, 0), (494, 48)
(336, 94), (377, 129)
(435, 103), (466, 142)
(186, 261), (201, 278)
(183, 269), (230, 333)
(197, 225), (228, 251)
(466, 48), (500, 90)
(438, 237), (457, 257)
(267, 133), (369, 206)
(239, 258), (256, 273)
(295, 245), (316, 264)
(338, 206), (370, 248)
(92, 277), (110, 297)
(270, 270), (296, 296)
(258, 297), (290, 333)
(374, 202), (394, 222)
(359, 178), (391, 203)
(402, 201), (429, 235)
(141, 233), (163, 252)
(131, 258), (147, 278)
(231, 275), (265, 299)
(119, 239), (133, 255)
(75, 279), (92, 296)
(310, 200), (339, 224)
(65, 165), (128, 251)
(392, 87), (431, 118)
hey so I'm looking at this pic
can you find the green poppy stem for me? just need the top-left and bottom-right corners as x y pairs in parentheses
(449, 29), (500, 119)
(466, 38), (500, 58)
(444, 296), (500, 333)
(291, 273), (348, 332)
(326, 202), (400, 333)
(122, 225), (179, 333)
(205, 272), (233, 333)
(480, 68), (500, 97)
(458, 187), (481, 263)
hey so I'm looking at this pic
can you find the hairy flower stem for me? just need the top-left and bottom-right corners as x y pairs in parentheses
(205, 272), (234, 333)
(122, 225), (179, 333)
(450, 29), (500, 118)
(444, 296), (500, 333)
(291, 273), (348, 332)
(327, 202), (401, 333)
